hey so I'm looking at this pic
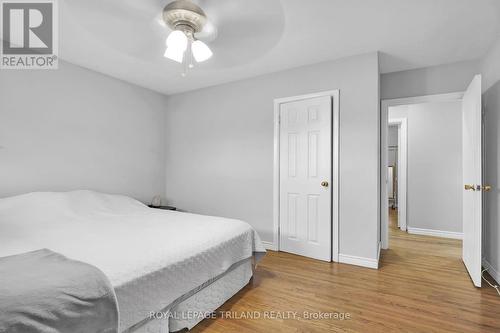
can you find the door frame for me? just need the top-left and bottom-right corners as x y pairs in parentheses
(387, 117), (408, 235)
(273, 90), (340, 262)
(380, 92), (464, 249)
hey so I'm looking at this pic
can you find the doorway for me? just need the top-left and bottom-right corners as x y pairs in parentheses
(381, 76), (484, 287)
(381, 92), (464, 248)
(386, 118), (408, 235)
(273, 90), (339, 262)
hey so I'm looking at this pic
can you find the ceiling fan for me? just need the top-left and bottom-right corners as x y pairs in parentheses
(162, 0), (213, 76)
(63, 0), (284, 73)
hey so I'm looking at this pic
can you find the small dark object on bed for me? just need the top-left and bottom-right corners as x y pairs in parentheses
(148, 205), (176, 210)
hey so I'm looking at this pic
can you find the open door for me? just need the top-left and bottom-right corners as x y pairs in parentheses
(462, 75), (482, 287)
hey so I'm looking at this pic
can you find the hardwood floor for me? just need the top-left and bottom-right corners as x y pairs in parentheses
(192, 209), (500, 332)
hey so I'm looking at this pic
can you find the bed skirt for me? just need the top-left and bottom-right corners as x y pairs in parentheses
(126, 258), (253, 333)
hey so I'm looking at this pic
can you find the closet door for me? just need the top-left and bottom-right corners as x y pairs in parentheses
(279, 96), (332, 261)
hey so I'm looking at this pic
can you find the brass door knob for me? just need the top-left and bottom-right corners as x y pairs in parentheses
(464, 184), (476, 191)
(321, 181), (329, 187)
(482, 185), (492, 192)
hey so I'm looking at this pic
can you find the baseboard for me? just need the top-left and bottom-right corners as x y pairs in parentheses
(261, 241), (278, 251)
(339, 253), (379, 269)
(482, 258), (500, 285)
(407, 227), (463, 240)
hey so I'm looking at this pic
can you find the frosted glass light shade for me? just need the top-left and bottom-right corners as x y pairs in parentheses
(166, 30), (188, 51)
(164, 47), (184, 63)
(164, 30), (188, 63)
(192, 40), (213, 62)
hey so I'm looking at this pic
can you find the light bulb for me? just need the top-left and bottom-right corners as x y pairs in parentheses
(192, 40), (213, 62)
(166, 30), (188, 52)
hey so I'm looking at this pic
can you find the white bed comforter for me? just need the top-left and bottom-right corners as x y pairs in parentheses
(0, 190), (266, 331)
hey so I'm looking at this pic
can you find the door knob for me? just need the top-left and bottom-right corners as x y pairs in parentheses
(321, 181), (329, 187)
(482, 185), (492, 192)
(464, 184), (476, 191)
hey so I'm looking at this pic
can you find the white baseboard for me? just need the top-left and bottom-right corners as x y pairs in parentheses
(407, 227), (463, 240)
(261, 241), (277, 251)
(339, 253), (379, 269)
(482, 258), (500, 285)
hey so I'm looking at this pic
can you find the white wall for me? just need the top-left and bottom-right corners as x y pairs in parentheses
(381, 60), (480, 100)
(389, 101), (462, 233)
(165, 52), (380, 260)
(481, 35), (500, 282)
(0, 61), (167, 203)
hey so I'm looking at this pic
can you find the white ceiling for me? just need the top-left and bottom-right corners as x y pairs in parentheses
(60, 0), (500, 95)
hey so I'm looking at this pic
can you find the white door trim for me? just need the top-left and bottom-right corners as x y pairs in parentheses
(380, 92), (464, 249)
(273, 90), (340, 262)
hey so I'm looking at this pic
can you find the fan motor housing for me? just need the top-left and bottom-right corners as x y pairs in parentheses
(163, 0), (207, 33)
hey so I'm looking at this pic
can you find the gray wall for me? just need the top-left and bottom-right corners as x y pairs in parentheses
(482, 36), (500, 92)
(481, 36), (500, 281)
(381, 60), (480, 100)
(0, 61), (167, 203)
(387, 126), (398, 204)
(165, 52), (380, 260)
(388, 126), (398, 173)
(483, 81), (500, 281)
(389, 101), (463, 233)
(388, 126), (398, 147)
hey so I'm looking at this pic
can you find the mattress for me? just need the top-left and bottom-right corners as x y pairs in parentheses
(0, 191), (266, 331)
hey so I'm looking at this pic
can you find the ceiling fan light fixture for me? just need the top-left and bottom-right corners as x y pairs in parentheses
(162, 0), (213, 74)
(192, 40), (212, 62)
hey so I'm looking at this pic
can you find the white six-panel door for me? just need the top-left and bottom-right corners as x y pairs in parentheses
(462, 75), (482, 287)
(279, 96), (332, 261)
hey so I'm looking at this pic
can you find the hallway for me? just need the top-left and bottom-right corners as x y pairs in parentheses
(387, 208), (461, 258)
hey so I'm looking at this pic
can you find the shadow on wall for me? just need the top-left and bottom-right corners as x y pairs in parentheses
(483, 80), (500, 268)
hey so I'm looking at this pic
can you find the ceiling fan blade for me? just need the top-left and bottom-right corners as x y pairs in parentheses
(192, 0), (285, 68)
(195, 20), (218, 42)
(63, 0), (171, 59)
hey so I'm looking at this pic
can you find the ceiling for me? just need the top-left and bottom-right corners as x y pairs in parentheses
(60, 0), (500, 95)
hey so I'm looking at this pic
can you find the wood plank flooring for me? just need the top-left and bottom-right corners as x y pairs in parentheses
(192, 209), (500, 332)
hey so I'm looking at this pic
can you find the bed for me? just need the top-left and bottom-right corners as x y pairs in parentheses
(0, 190), (266, 332)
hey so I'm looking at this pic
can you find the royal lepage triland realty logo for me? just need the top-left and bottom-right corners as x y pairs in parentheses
(1, 0), (58, 69)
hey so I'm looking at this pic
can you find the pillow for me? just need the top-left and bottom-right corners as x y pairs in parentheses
(0, 190), (147, 219)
